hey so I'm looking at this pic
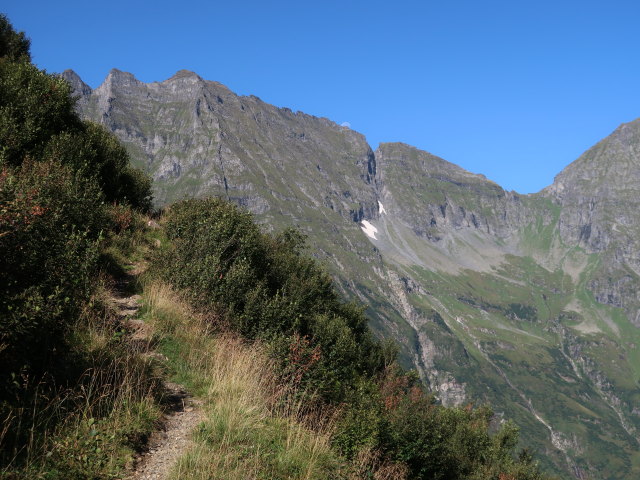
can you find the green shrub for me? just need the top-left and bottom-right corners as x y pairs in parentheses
(44, 124), (153, 211)
(332, 378), (384, 458)
(371, 367), (546, 480)
(0, 13), (31, 62)
(153, 198), (386, 402)
(0, 159), (105, 383)
(0, 61), (79, 165)
(0, 53), (152, 212)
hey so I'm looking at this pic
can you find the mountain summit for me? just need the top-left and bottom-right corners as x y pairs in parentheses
(64, 69), (640, 479)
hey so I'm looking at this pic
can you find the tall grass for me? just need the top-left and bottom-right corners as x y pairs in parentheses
(1, 248), (163, 479)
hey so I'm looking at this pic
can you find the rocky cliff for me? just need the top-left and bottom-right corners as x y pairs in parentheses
(63, 68), (640, 479)
(541, 119), (640, 326)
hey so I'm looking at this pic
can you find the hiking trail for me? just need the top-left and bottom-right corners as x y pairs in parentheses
(111, 262), (203, 480)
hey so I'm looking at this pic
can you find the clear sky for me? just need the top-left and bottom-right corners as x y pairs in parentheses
(4, 0), (640, 193)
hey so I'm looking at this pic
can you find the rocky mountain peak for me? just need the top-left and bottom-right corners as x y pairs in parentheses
(166, 69), (203, 83)
(101, 68), (140, 88)
(539, 118), (640, 250)
(544, 117), (640, 201)
(60, 69), (92, 96)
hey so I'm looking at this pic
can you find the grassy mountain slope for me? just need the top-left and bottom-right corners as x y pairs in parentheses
(372, 142), (640, 477)
(64, 68), (640, 479)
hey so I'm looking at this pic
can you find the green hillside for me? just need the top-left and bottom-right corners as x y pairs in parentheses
(0, 14), (549, 480)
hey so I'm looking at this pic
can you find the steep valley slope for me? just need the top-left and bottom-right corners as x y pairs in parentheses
(63, 68), (640, 479)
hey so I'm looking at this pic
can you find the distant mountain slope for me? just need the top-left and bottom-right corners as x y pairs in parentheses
(542, 119), (640, 325)
(63, 68), (640, 479)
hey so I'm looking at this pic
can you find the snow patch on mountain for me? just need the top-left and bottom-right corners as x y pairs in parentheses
(361, 220), (378, 239)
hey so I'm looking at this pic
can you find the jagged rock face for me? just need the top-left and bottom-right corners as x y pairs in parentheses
(65, 69), (640, 480)
(544, 119), (640, 252)
(61, 69), (92, 109)
(376, 142), (526, 240)
(541, 119), (640, 324)
(62, 69), (378, 222)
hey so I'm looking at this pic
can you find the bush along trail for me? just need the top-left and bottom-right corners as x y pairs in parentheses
(1, 14), (161, 479)
(1, 14), (553, 480)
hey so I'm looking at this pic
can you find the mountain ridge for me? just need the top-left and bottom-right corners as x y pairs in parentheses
(64, 67), (640, 198)
(57, 69), (526, 195)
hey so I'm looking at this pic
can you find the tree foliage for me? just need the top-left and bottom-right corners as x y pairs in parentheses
(0, 14), (152, 393)
(0, 13), (30, 63)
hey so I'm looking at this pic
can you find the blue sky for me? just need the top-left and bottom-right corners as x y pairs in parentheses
(4, 0), (640, 193)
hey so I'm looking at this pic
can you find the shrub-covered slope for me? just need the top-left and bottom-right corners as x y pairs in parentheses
(0, 19), (152, 384)
(147, 197), (548, 480)
(1, 15), (160, 478)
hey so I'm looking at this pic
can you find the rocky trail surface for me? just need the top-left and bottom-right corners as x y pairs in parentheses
(126, 382), (202, 480)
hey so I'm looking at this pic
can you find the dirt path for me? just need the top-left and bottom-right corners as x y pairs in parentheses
(112, 263), (204, 480)
(126, 383), (203, 480)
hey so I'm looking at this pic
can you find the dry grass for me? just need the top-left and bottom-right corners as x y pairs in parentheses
(143, 281), (345, 480)
(348, 448), (409, 480)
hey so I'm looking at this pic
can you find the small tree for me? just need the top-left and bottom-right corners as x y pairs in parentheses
(0, 13), (31, 62)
